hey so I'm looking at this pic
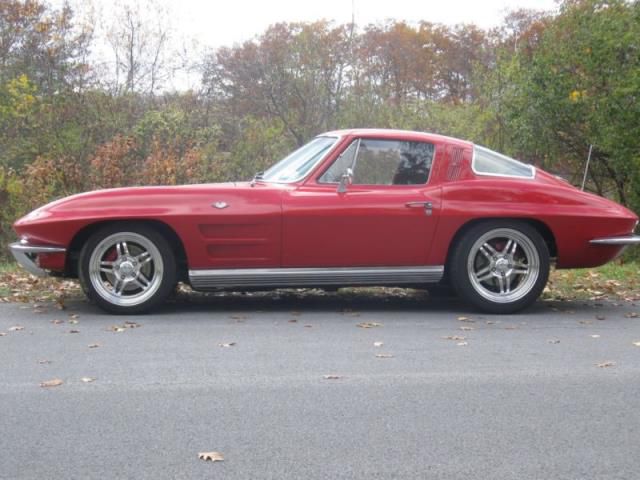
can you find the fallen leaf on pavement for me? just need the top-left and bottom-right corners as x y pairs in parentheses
(590, 334), (601, 338)
(373, 341), (384, 347)
(457, 316), (474, 322)
(375, 353), (394, 358)
(578, 320), (593, 325)
(107, 323), (139, 332)
(88, 343), (100, 348)
(198, 451), (224, 462)
(304, 324), (313, 328)
(459, 326), (474, 331)
(0, 332), (6, 336)
(81, 377), (95, 383)
(625, 312), (639, 318)
(596, 315), (606, 321)
(357, 322), (382, 328)
(548, 339), (560, 344)
(288, 319), (298, 323)
(443, 335), (466, 341)
(8, 326), (24, 331)
(40, 379), (63, 388)
(323, 375), (342, 380)
(68, 319), (79, 325)
(632, 342), (640, 347)
(69, 314), (79, 320)
(218, 342), (236, 348)
(38, 359), (52, 364)
(596, 361), (615, 368)
(69, 329), (80, 334)
(456, 342), (468, 346)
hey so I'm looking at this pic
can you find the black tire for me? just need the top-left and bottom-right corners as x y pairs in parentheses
(78, 223), (177, 314)
(449, 220), (550, 314)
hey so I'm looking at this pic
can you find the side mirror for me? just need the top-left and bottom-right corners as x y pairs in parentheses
(337, 168), (353, 193)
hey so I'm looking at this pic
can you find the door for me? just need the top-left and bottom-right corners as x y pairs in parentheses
(282, 138), (441, 267)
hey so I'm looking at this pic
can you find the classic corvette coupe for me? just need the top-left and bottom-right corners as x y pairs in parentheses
(9, 129), (640, 314)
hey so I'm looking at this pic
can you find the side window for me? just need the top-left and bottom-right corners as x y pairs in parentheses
(319, 140), (359, 183)
(353, 139), (434, 185)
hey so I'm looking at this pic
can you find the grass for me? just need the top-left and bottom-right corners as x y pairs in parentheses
(1, 260), (638, 305)
(0, 261), (81, 304)
(545, 260), (640, 302)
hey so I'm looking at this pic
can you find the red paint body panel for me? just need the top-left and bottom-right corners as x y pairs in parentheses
(281, 184), (441, 267)
(11, 128), (639, 276)
(433, 178), (636, 268)
(14, 183), (284, 269)
(37, 252), (66, 271)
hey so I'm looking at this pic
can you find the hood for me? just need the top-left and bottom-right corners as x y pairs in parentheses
(13, 181), (284, 228)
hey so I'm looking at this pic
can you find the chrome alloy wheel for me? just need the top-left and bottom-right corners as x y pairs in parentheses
(467, 228), (540, 304)
(88, 232), (164, 307)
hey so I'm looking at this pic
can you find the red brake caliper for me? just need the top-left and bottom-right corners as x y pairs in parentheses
(104, 247), (118, 263)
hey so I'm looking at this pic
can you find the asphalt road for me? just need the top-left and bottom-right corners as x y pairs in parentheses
(1, 291), (640, 480)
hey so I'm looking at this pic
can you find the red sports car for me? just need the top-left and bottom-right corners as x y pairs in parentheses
(9, 129), (640, 314)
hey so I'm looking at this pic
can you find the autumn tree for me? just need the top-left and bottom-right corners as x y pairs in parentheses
(0, 0), (93, 93)
(104, 0), (173, 95)
(496, 0), (640, 211)
(202, 21), (352, 146)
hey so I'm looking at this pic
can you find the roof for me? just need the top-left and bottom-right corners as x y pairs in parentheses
(320, 128), (473, 148)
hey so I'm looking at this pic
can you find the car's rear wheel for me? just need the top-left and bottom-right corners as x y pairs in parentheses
(78, 224), (176, 314)
(449, 221), (550, 314)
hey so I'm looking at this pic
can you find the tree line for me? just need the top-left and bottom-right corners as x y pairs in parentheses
(1, 0), (639, 256)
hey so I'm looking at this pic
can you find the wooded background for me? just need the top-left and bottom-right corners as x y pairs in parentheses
(1, 0), (639, 257)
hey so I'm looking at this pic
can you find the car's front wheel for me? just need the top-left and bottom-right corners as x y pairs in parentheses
(78, 224), (177, 314)
(449, 221), (550, 314)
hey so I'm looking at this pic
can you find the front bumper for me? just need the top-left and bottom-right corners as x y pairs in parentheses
(9, 240), (67, 277)
(589, 234), (640, 246)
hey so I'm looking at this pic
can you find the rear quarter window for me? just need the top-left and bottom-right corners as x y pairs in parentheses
(472, 145), (535, 179)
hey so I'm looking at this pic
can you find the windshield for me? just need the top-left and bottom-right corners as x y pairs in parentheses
(262, 136), (338, 183)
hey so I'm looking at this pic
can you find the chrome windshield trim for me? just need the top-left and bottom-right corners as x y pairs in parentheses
(9, 241), (66, 277)
(189, 266), (444, 290)
(260, 135), (342, 184)
(589, 235), (640, 246)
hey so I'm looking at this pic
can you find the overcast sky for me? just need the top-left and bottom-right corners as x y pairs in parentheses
(60, 0), (558, 50)
(53, 0), (559, 90)
(166, 0), (557, 47)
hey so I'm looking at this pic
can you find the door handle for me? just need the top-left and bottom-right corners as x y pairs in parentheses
(405, 201), (433, 216)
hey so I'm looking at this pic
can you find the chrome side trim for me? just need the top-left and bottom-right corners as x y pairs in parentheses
(589, 234), (640, 246)
(9, 240), (66, 277)
(189, 266), (444, 290)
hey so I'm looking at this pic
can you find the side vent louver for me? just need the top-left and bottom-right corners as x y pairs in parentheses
(447, 146), (464, 181)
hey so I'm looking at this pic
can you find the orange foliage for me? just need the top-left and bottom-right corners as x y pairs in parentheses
(89, 135), (137, 188)
(23, 156), (83, 209)
(142, 139), (208, 185)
